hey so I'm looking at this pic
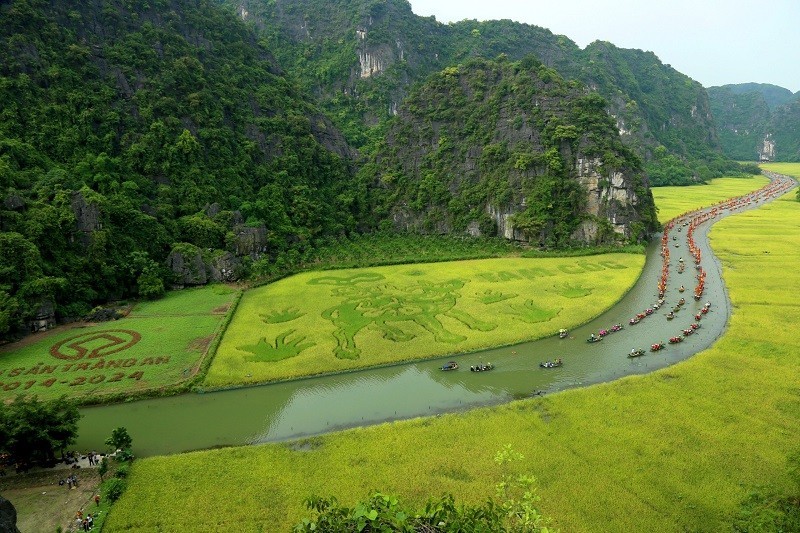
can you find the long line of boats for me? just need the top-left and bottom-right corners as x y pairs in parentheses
(437, 175), (796, 375)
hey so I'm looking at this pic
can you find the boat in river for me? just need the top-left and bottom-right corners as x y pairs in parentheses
(540, 359), (563, 368)
(441, 361), (458, 371)
(470, 362), (494, 372)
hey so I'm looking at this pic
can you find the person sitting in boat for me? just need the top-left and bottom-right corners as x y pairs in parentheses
(556, 358), (562, 365)
(666, 311), (675, 319)
(678, 285), (685, 292)
(590, 333), (597, 341)
(630, 348), (638, 356)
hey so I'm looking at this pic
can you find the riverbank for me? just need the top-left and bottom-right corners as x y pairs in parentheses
(0, 458), (102, 533)
(95, 174), (800, 531)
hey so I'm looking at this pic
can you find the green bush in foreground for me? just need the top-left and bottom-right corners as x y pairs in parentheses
(296, 446), (553, 533)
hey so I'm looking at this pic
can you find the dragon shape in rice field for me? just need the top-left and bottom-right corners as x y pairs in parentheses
(310, 273), (496, 359)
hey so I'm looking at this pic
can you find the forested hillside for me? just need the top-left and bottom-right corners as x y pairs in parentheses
(229, 0), (741, 184)
(363, 56), (658, 245)
(0, 0), (762, 341)
(0, 0), (359, 338)
(708, 83), (800, 161)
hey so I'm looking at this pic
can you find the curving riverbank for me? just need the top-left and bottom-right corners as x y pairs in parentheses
(73, 175), (795, 457)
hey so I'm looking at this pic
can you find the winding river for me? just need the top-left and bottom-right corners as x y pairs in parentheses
(74, 175), (797, 457)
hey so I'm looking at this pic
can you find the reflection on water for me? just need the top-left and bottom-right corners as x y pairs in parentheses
(256, 367), (501, 443)
(77, 185), (793, 457)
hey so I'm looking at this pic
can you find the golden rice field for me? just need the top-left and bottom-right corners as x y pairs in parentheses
(102, 177), (800, 532)
(206, 256), (643, 387)
(760, 161), (800, 179)
(651, 175), (769, 223)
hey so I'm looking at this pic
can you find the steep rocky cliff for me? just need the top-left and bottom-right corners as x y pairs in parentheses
(230, 0), (722, 170)
(365, 57), (658, 246)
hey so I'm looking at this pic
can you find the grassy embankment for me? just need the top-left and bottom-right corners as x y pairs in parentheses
(96, 174), (800, 532)
(206, 255), (643, 387)
(0, 285), (238, 404)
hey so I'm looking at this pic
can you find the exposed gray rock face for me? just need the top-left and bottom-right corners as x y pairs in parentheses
(208, 252), (238, 282)
(71, 192), (101, 233)
(166, 246), (242, 287)
(204, 202), (222, 218)
(487, 205), (526, 241)
(167, 247), (209, 287)
(0, 495), (21, 533)
(759, 133), (775, 161)
(70, 191), (101, 246)
(573, 158), (640, 240)
(28, 298), (56, 333)
(3, 194), (24, 210)
(233, 226), (268, 259)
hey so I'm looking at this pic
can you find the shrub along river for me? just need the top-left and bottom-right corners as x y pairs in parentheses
(74, 178), (795, 457)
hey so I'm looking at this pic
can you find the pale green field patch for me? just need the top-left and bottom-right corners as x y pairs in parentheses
(0, 285), (238, 403)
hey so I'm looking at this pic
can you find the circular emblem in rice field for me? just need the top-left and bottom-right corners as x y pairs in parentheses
(49, 329), (142, 361)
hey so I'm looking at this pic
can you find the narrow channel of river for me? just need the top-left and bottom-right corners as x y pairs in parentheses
(74, 178), (795, 457)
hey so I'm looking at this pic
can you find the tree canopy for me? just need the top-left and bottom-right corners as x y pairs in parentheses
(0, 395), (80, 470)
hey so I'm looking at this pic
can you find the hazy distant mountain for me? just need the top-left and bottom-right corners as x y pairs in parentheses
(707, 83), (800, 161)
(718, 83), (795, 110)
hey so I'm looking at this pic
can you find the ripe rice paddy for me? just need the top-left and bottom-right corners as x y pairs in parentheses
(759, 161), (800, 179)
(206, 255), (643, 387)
(0, 285), (238, 403)
(651, 175), (770, 223)
(102, 175), (800, 532)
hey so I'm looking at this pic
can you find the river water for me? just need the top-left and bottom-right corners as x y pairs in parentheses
(74, 177), (795, 457)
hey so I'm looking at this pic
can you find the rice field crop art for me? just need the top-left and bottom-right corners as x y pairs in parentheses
(207, 255), (643, 386)
(0, 285), (239, 403)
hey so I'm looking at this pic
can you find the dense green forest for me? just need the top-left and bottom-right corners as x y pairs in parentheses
(0, 0), (765, 341)
(0, 0), (360, 338)
(708, 83), (800, 161)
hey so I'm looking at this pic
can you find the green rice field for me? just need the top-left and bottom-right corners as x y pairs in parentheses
(102, 176), (800, 532)
(206, 255), (643, 387)
(0, 285), (238, 403)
